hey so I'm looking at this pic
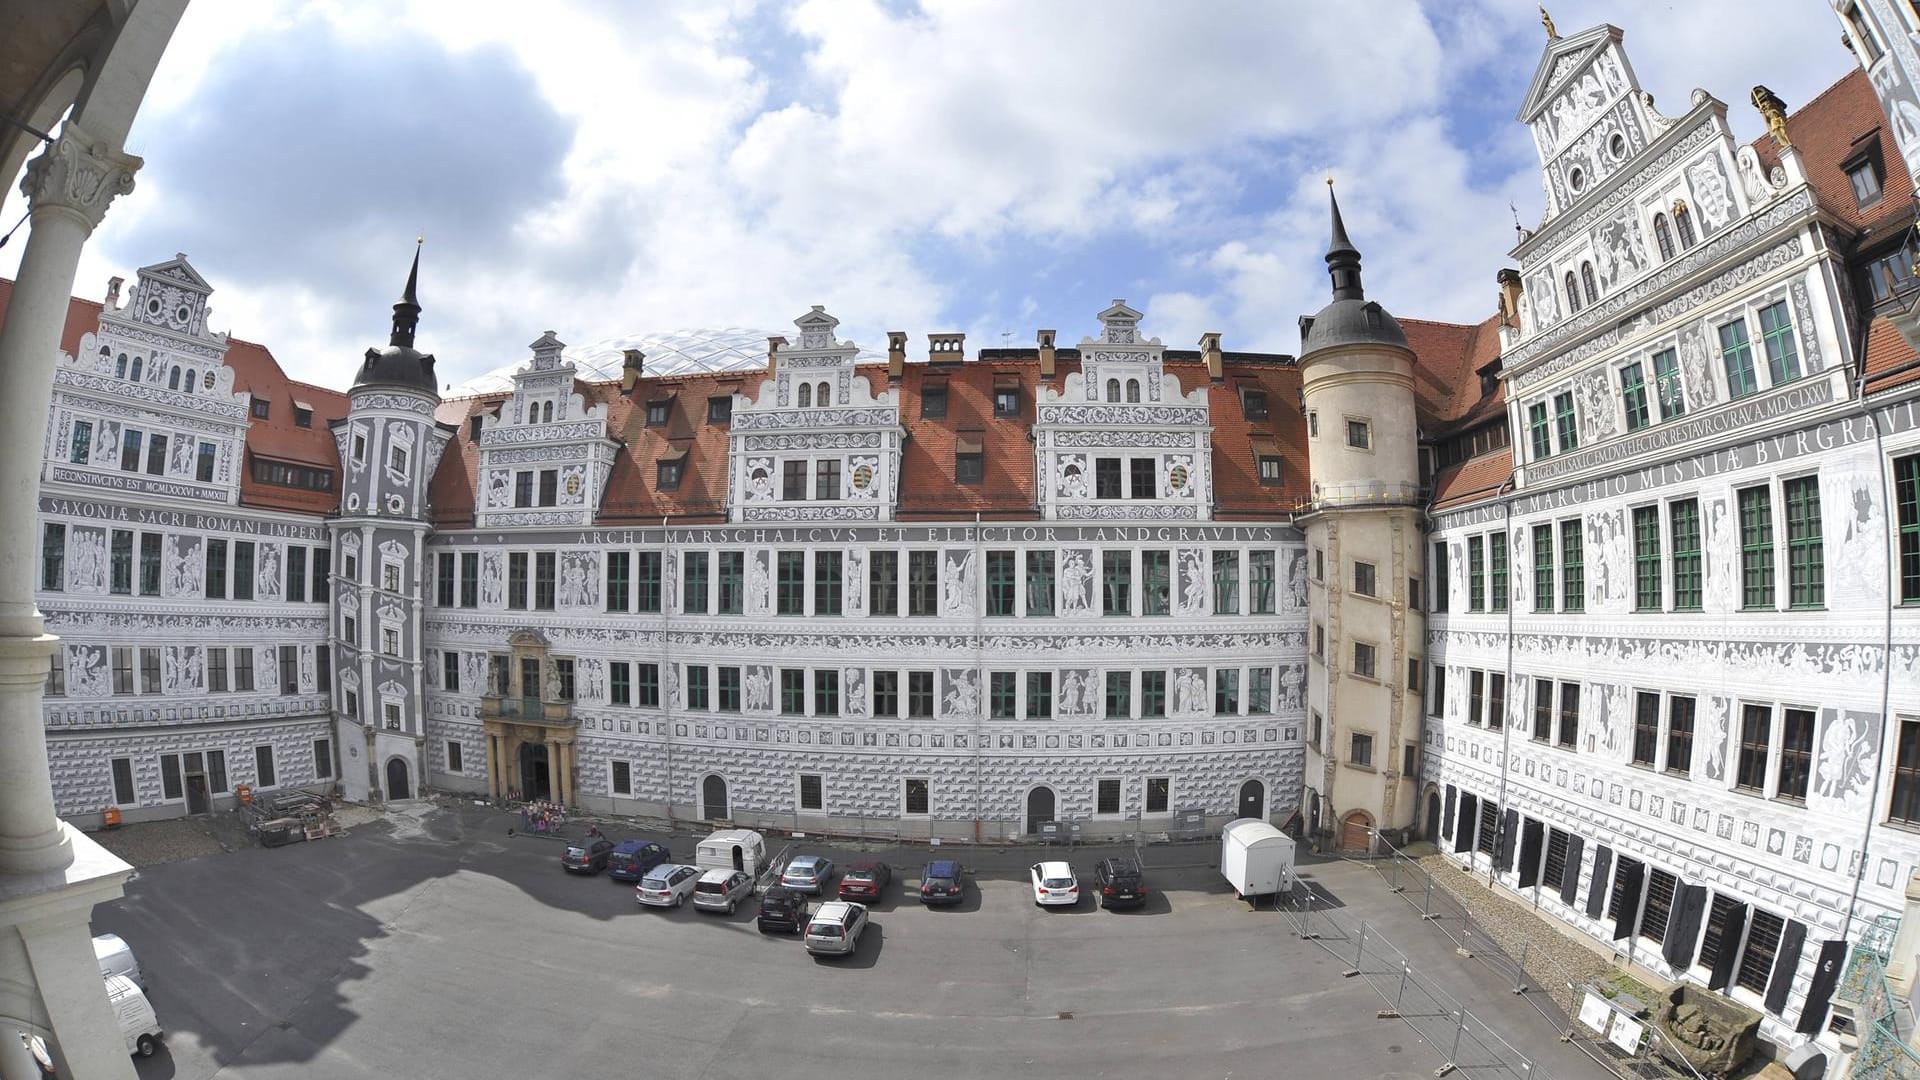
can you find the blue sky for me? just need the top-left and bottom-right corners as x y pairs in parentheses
(1, 0), (1856, 390)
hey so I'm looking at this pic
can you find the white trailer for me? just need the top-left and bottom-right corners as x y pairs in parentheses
(1221, 818), (1296, 900)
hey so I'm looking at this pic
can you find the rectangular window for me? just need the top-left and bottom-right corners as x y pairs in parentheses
(1553, 391), (1578, 452)
(1560, 519), (1584, 613)
(798, 773), (824, 812)
(1620, 362), (1650, 432)
(1025, 550), (1054, 616)
(1758, 300), (1800, 385)
(140, 647), (161, 694)
(1898, 455), (1920, 604)
(815, 458), (841, 500)
(537, 469), (558, 507)
(1632, 691), (1660, 767)
(873, 671), (899, 718)
(1097, 778), (1122, 815)
(636, 663), (660, 708)
(454, 552), (473, 608)
(1431, 665), (1447, 719)
(683, 551), (709, 614)
(110, 756), (135, 805)
(208, 648), (228, 693)
(1558, 683), (1580, 748)
(1346, 419), (1371, 449)
(989, 672), (1017, 719)
(111, 647), (133, 695)
(605, 551), (631, 613)
(908, 551), (938, 616)
(814, 669), (840, 717)
(1433, 542), (1448, 612)
(632, 551), (660, 613)
(1249, 667), (1272, 714)
(1528, 402), (1551, 459)
(611, 761), (633, 797)
(1214, 668), (1240, 714)
(161, 754), (181, 800)
(1142, 550), (1170, 615)
(139, 536), (170, 599)
(782, 460), (808, 501)
(1313, 623), (1324, 660)
(775, 551), (805, 616)
(1145, 777), (1170, 813)
(1489, 531), (1508, 612)
(686, 665), (709, 710)
(1467, 535), (1485, 612)
(1720, 319), (1758, 400)
(1668, 499), (1702, 611)
(110, 530), (133, 595)
(1784, 476), (1823, 609)
(610, 662), (632, 706)
(1531, 523), (1554, 611)
(1532, 678), (1554, 741)
(986, 551), (1016, 616)
(313, 739), (333, 780)
(196, 441), (217, 482)
(1102, 551), (1131, 615)
(433, 552), (455, 607)
(814, 551), (842, 616)
(1025, 671), (1052, 719)
(534, 552), (556, 611)
(514, 471), (534, 508)
(1633, 505), (1662, 611)
(146, 433), (168, 475)
(119, 428), (142, 472)
(507, 552), (529, 609)
(718, 667), (741, 712)
(1736, 704), (1771, 793)
(1129, 457), (1157, 499)
(1487, 673), (1505, 731)
(781, 669), (805, 715)
(955, 451), (984, 485)
(1892, 718), (1920, 824)
(1353, 560), (1376, 597)
(1213, 550), (1240, 614)
(227, 648), (252, 692)
(718, 551), (744, 614)
(904, 778), (930, 816)
(1543, 828), (1570, 894)
(1095, 457), (1122, 499)
(40, 523), (64, 592)
(1666, 696), (1695, 777)
(920, 384), (947, 419)
(1739, 485), (1775, 610)
(1469, 670), (1485, 727)
(1353, 642), (1376, 679)
(70, 419), (92, 464)
(1256, 455), (1283, 485)
(1349, 733), (1374, 769)
(1653, 347), (1686, 421)
(1640, 868), (1677, 947)
(870, 550), (899, 616)
(255, 745), (278, 788)
(1778, 707), (1814, 801)
(1105, 671), (1132, 718)
(1736, 908), (1786, 995)
(441, 650), (461, 693)
(1141, 670), (1167, 718)
(1249, 550), (1276, 614)
(907, 670), (933, 718)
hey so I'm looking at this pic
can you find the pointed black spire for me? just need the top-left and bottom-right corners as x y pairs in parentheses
(1326, 180), (1365, 303)
(389, 238), (422, 348)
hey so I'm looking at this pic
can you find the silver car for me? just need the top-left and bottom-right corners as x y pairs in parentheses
(636, 863), (701, 908)
(779, 854), (835, 895)
(692, 868), (754, 914)
(803, 901), (868, 957)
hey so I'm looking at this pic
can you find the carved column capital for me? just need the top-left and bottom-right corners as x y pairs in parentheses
(19, 121), (142, 232)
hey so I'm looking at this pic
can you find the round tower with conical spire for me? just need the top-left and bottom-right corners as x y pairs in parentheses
(329, 242), (454, 804)
(1297, 184), (1427, 852)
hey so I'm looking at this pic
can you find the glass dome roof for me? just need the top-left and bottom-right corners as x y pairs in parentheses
(443, 327), (882, 398)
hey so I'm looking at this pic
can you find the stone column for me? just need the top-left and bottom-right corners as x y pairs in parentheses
(0, 123), (139, 875)
(545, 737), (559, 804)
(483, 728), (499, 799)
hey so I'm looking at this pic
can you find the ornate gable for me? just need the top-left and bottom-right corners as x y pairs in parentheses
(473, 331), (620, 528)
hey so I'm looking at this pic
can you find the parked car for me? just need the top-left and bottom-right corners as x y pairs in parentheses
(837, 861), (892, 903)
(1093, 855), (1148, 909)
(607, 840), (672, 882)
(1030, 861), (1080, 906)
(756, 885), (811, 934)
(919, 859), (965, 905)
(93, 932), (144, 988)
(561, 838), (617, 874)
(25, 975), (163, 1068)
(779, 854), (835, 894)
(636, 863), (701, 908)
(803, 901), (869, 956)
(692, 868), (755, 914)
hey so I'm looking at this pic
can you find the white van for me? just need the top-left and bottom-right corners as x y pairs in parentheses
(106, 973), (164, 1058)
(694, 829), (766, 877)
(93, 932), (142, 988)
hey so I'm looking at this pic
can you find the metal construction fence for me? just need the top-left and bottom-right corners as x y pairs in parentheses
(1837, 914), (1920, 1080)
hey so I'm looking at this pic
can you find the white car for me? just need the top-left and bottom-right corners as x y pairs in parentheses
(1030, 861), (1080, 907)
(636, 863), (701, 908)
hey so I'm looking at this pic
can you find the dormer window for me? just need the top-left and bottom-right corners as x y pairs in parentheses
(252, 399), (271, 420)
(294, 404), (313, 428)
(1847, 155), (1884, 208)
(955, 438), (984, 485)
(921, 382), (948, 419)
(469, 416), (484, 441)
(657, 447), (686, 491)
(993, 376), (1020, 418)
(707, 396), (732, 424)
(1253, 441), (1284, 487)
(646, 396), (671, 426)
(1241, 389), (1269, 421)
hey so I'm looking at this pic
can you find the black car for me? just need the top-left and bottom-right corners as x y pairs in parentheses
(1094, 855), (1147, 909)
(920, 860), (965, 905)
(756, 886), (811, 934)
(561, 838), (616, 873)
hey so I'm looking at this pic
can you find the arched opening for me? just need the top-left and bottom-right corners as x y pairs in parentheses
(1424, 789), (1442, 843)
(1653, 213), (1675, 261)
(1339, 809), (1375, 853)
(731, 844), (746, 872)
(116, 352), (128, 379)
(701, 774), (729, 821)
(167, 367), (179, 390)
(385, 757), (412, 800)
(1238, 778), (1265, 820)
(797, 383), (812, 408)
(516, 741), (551, 801)
(1025, 785), (1056, 834)
(1125, 379), (1140, 403)
(817, 380), (830, 405)
(183, 368), (196, 394)
(1105, 378), (1120, 402)
(1563, 271), (1582, 314)
(1673, 202), (1696, 248)
(1580, 261), (1598, 304)
(129, 356), (142, 382)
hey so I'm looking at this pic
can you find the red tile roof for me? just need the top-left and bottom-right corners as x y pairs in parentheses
(1865, 314), (1920, 395)
(1401, 314), (1506, 436)
(1754, 67), (1916, 237)
(1430, 448), (1513, 511)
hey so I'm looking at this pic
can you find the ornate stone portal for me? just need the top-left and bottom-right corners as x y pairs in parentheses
(480, 629), (578, 803)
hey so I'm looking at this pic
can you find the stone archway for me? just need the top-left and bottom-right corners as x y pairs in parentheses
(1339, 809), (1375, 853)
(1424, 788), (1443, 843)
(1238, 778), (1266, 820)
(385, 757), (412, 801)
(1025, 786), (1056, 834)
(701, 774), (729, 821)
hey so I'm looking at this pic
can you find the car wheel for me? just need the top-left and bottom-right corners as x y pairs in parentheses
(136, 1035), (157, 1058)
(727, 900), (736, 915)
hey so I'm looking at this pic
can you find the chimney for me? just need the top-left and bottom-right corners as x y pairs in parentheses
(621, 348), (644, 394)
(105, 276), (124, 310)
(928, 332), (965, 365)
(1199, 332), (1224, 382)
(1497, 268), (1523, 328)
(887, 331), (907, 382)
(767, 335), (786, 375)
(1037, 329), (1057, 378)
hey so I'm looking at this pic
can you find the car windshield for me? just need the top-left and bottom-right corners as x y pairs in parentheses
(1043, 877), (1074, 888)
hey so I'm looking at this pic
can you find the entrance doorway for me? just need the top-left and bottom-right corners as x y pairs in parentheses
(185, 773), (209, 815)
(518, 742), (551, 801)
(386, 757), (411, 800)
(702, 775), (729, 821)
(1238, 779), (1265, 820)
(1425, 791), (1442, 843)
(1340, 810), (1375, 853)
(1025, 786), (1055, 835)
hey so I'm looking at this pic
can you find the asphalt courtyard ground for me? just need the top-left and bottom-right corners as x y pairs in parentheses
(94, 802), (1610, 1080)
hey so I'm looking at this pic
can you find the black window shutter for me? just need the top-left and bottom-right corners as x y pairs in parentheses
(1663, 884), (1707, 969)
(1444, 785), (1456, 838)
(1559, 834), (1584, 906)
(1517, 818), (1544, 889)
(1586, 846), (1612, 919)
(1496, 809), (1519, 872)
(1765, 919), (1808, 1015)
(1612, 860), (1645, 941)
(1797, 938), (1848, 1035)
(1707, 902), (1749, 991)
(1456, 793), (1478, 853)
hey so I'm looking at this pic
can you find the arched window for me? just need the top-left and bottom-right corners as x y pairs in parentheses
(1673, 202), (1696, 248)
(1564, 271), (1583, 314)
(1653, 213), (1675, 261)
(797, 383), (812, 408)
(1106, 378), (1121, 402)
(168, 367), (181, 391)
(129, 356), (143, 382)
(817, 381), (830, 406)
(542, 401), (554, 424)
(1126, 379), (1141, 403)
(1581, 261), (1598, 304)
(116, 353), (128, 379)
(183, 369), (197, 394)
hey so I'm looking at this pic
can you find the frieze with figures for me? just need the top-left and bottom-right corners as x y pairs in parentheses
(1057, 504), (1199, 521)
(54, 371), (249, 422)
(741, 431), (886, 452)
(1518, 118), (1716, 270)
(741, 504), (883, 523)
(54, 391), (247, 436)
(1432, 628), (1905, 687)
(1037, 405), (1207, 426)
(776, 354), (856, 370)
(1049, 430), (1198, 449)
(44, 694), (332, 731)
(349, 392), (437, 415)
(485, 510), (592, 528)
(733, 408), (897, 431)
(1526, 375), (1835, 483)
(85, 320), (228, 363)
(481, 421), (604, 446)
(481, 444), (591, 467)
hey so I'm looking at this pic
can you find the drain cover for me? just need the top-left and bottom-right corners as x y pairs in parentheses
(1057, 1011), (1074, 1020)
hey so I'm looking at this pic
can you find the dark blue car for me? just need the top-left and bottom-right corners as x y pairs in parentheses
(607, 840), (672, 882)
(920, 859), (965, 905)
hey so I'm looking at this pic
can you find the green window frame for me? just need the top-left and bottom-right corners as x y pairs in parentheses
(41, 523), (63, 591)
(814, 551), (842, 616)
(1249, 551), (1276, 614)
(1632, 505), (1662, 611)
(1560, 518), (1584, 613)
(1025, 550), (1054, 616)
(1142, 550), (1171, 616)
(1213, 550), (1240, 614)
(682, 551), (708, 614)
(1620, 362), (1650, 432)
(1899, 454), (1920, 604)
(986, 551), (1016, 616)
(1528, 402), (1551, 459)
(989, 672), (1017, 719)
(776, 551), (805, 615)
(1532, 523), (1554, 612)
(635, 551), (662, 613)
(1739, 485), (1775, 610)
(1552, 391), (1578, 452)
(1758, 300), (1800, 385)
(780, 669), (804, 714)
(1652, 348), (1686, 421)
(869, 550), (899, 615)
(1467, 536), (1485, 613)
(1489, 531), (1508, 612)
(717, 551), (744, 614)
(1105, 671), (1131, 718)
(1720, 319), (1757, 400)
(1140, 670), (1167, 718)
(1102, 551), (1131, 616)
(1025, 671), (1052, 719)
(1669, 499), (1702, 611)
(1784, 475), (1824, 609)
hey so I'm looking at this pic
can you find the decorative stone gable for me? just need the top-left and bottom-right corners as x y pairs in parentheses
(728, 306), (903, 523)
(1034, 301), (1211, 521)
(46, 255), (249, 506)
(474, 331), (621, 529)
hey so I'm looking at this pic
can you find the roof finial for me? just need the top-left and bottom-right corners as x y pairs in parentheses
(1540, 5), (1557, 40)
(390, 239), (422, 349)
(1325, 180), (1364, 303)
(1751, 85), (1791, 150)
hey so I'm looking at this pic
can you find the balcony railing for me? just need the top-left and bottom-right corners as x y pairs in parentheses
(1308, 480), (1426, 509)
(481, 694), (576, 725)
(1837, 914), (1920, 1079)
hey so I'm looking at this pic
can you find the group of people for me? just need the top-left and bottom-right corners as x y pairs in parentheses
(510, 797), (568, 834)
